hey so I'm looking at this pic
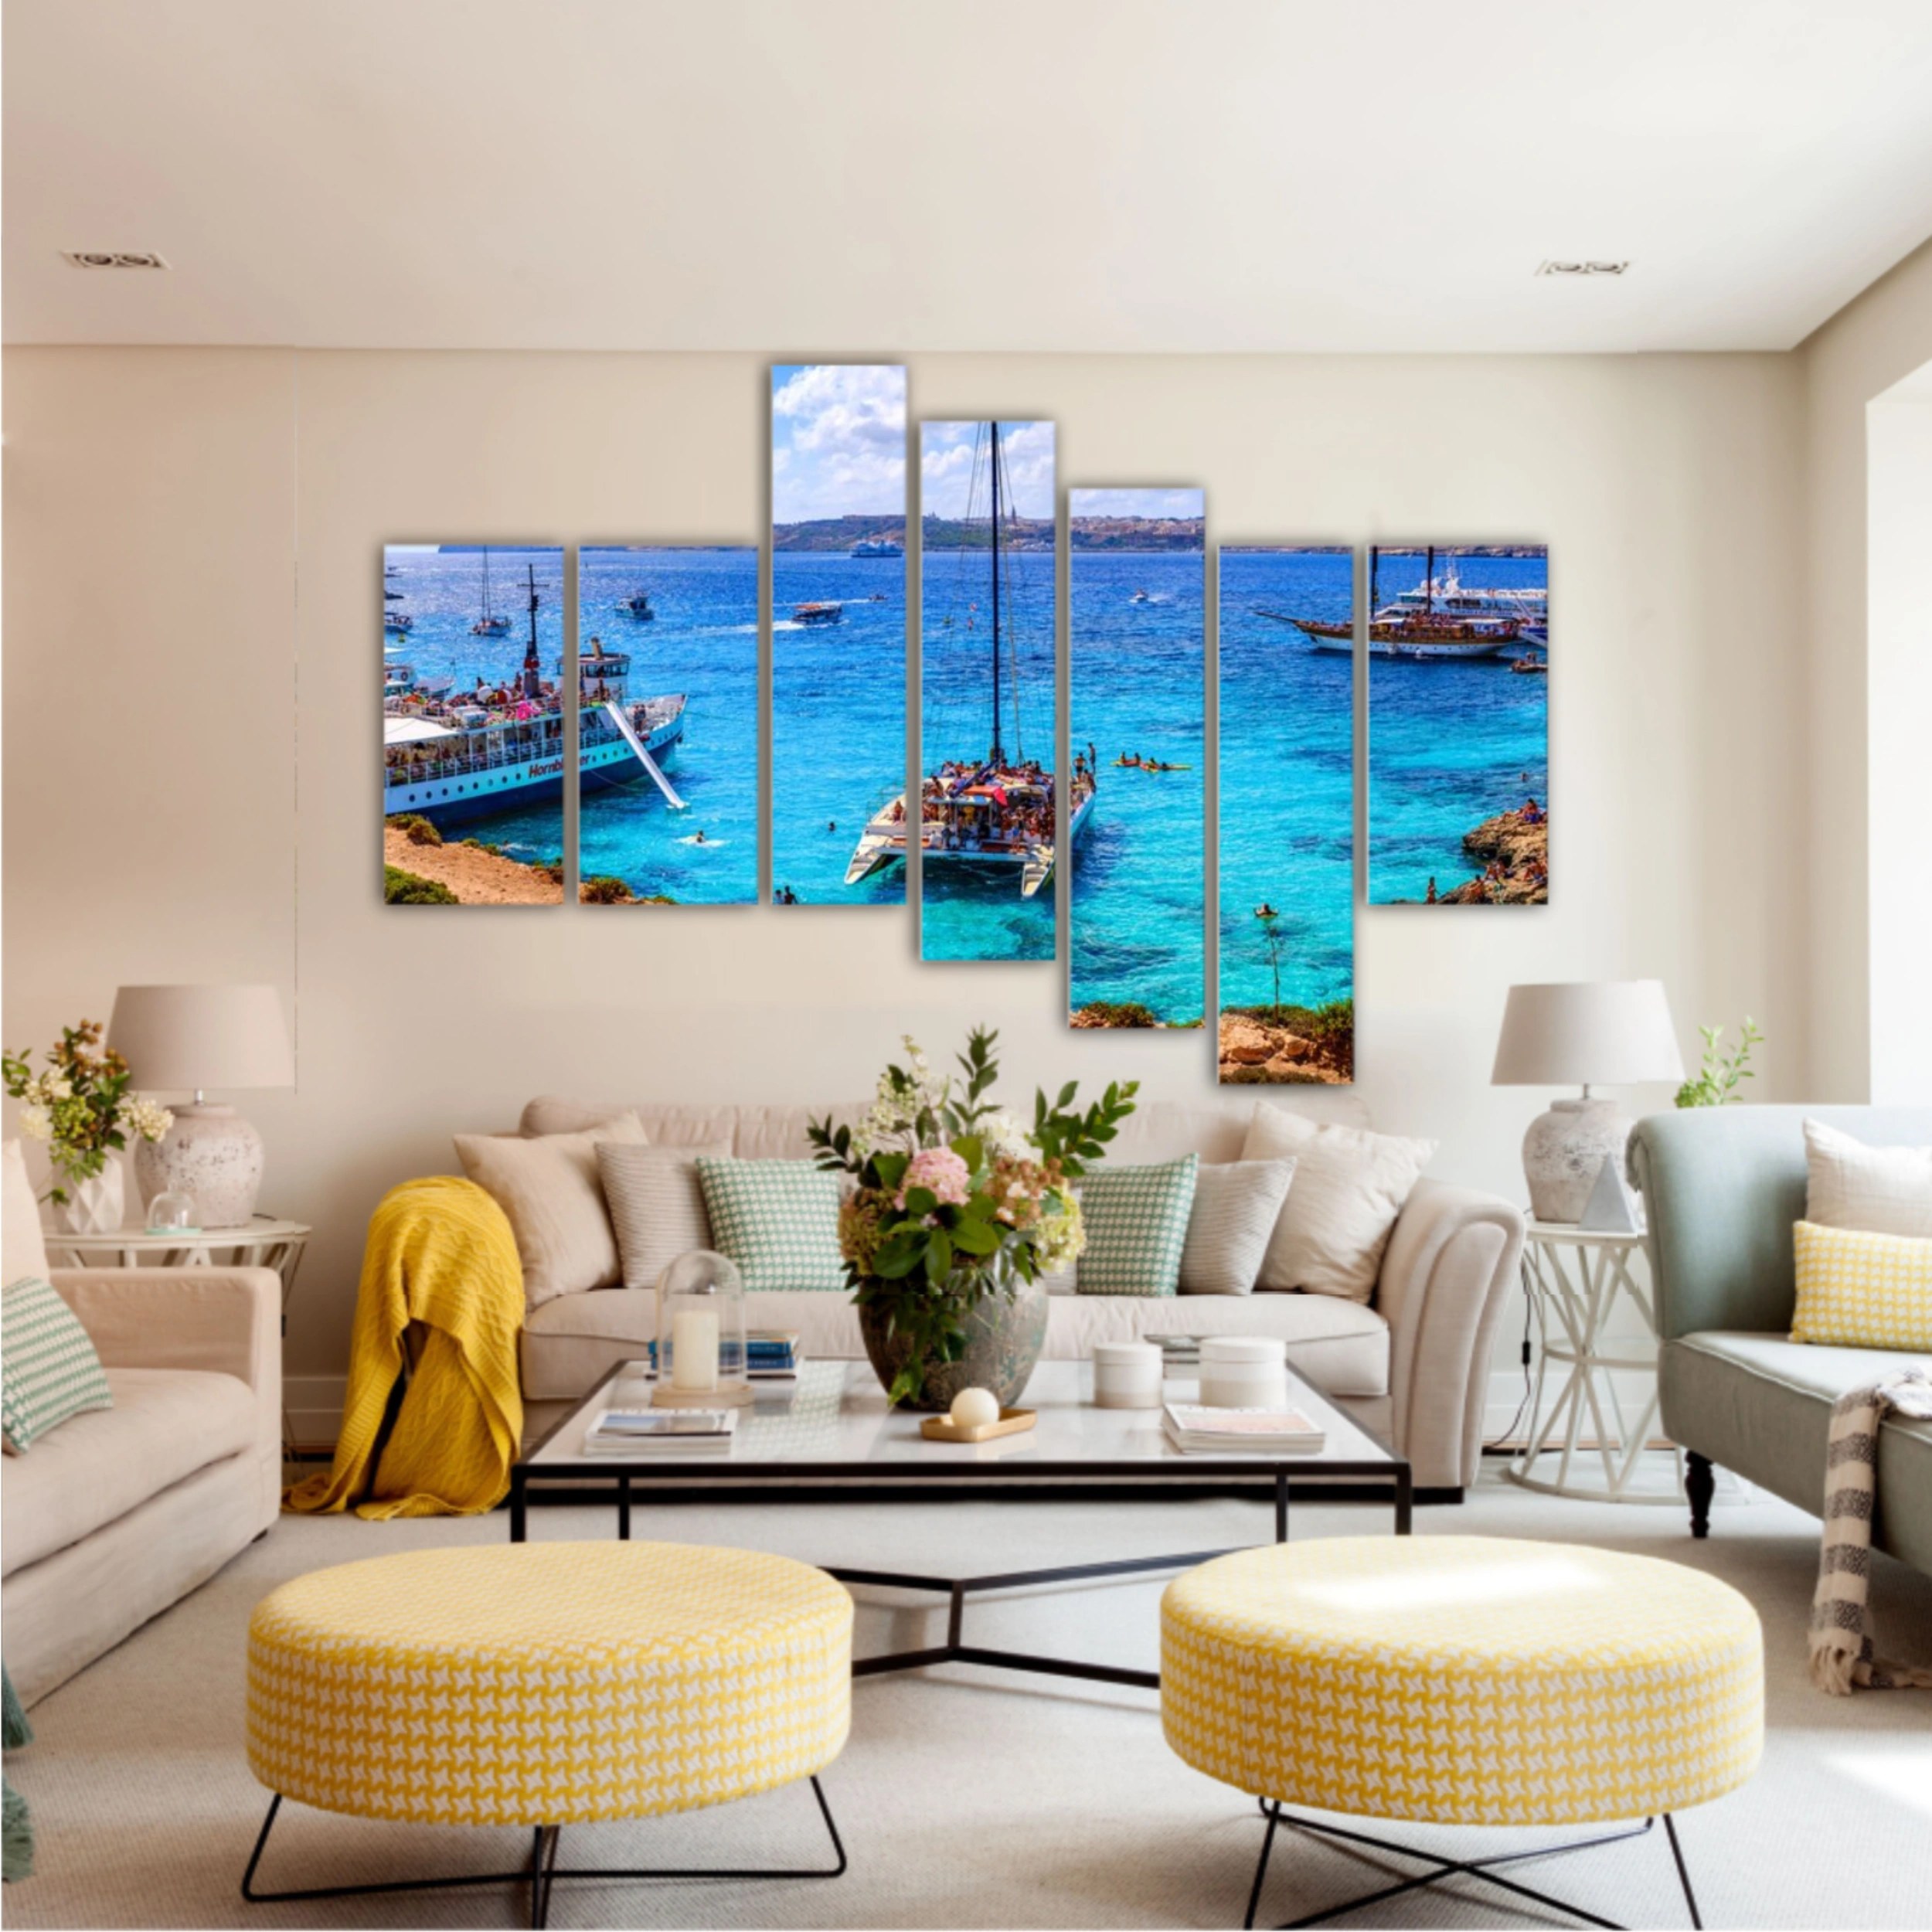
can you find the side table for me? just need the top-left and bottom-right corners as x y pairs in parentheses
(46, 1219), (311, 1450)
(1506, 1220), (1683, 1504)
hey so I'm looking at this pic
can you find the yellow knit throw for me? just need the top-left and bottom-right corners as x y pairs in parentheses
(284, 1176), (524, 1519)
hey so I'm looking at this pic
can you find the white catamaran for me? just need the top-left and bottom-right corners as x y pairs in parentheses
(470, 547), (512, 636)
(845, 421), (1094, 898)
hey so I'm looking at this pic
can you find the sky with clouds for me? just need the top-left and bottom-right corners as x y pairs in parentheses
(1067, 487), (1205, 520)
(770, 364), (906, 525)
(919, 420), (1056, 522)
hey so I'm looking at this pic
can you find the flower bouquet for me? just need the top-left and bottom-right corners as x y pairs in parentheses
(808, 1028), (1137, 1408)
(5, 1020), (173, 1232)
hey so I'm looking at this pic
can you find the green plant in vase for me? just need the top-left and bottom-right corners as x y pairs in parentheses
(809, 1028), (1136, 1408)
(1673, 1018), (1764, 1110)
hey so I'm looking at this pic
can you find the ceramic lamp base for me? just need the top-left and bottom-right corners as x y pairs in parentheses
(1522, 1097), (1632, 1223)
(133, 1104), (264, 1230)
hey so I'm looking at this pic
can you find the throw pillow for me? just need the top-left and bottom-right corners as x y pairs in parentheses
(1077, 1156), (1199, 1297)
(2, 1141), (49, 1287)
(1791, 1219), (1932, 1350)
(2, 1276), (112, 1454)
(1804, 1120), (1932, 1238)
(696, 1159), (845, 1294)
(453, 1113), (648, 1308)
(1179, 1158), (1298, 1296)
(1241, 1105), (1436, 1302)
(597, 1140), (733, 1291)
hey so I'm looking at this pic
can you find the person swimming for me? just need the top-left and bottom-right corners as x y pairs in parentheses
(1255, 903), (1278, 919)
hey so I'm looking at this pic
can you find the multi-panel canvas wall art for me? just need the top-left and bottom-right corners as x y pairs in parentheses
(1366, 545), (1549, 904)
(770, 363), (909, 906)
(382, 544), (566, 905)
(1217, 547), (1355, 1083)
(1067, 490), (1206, 1027)
(575, 546), (758, 906)
(917, 420), (1059, 961)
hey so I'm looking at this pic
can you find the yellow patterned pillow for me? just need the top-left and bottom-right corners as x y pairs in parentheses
(1791, 1219), (1932, 1349)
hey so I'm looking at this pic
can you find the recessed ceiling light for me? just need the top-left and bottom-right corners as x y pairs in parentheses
(1537, 260), (1628, 277)
(61, 250), (171, 270)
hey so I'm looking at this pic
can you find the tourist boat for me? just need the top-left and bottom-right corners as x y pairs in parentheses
(619, 590), (655, 620)
(383, 610), (413, 634)
(383, 563), (686, 827)
(845, 420), (1094, 899)
(793, 601), (842, 625)
(470, 548), (512, 636)
(849, 538), (903, 558)
(1263, 546), (1531, 659)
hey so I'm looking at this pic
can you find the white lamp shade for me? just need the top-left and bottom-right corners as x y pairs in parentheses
(1491, 980), (1685, 1088)
(107, 984), (294, 1091)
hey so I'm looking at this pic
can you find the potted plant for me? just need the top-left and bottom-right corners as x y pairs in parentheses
(1674, 1019), (1764, 1109)
(5, 1020), (173, 1233)
(809, 1029), (1136, 1410)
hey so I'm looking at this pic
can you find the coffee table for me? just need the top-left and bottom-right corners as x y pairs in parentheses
(513, 1359), (1411, 1693)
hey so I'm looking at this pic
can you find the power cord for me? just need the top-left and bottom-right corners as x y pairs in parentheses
(1481, 1280), (1536, 1455)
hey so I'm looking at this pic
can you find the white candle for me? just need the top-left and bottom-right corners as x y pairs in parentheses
(671, 1310), (719, 1391)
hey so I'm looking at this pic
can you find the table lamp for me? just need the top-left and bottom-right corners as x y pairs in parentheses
(1492, 981), (1685, 1223)
(108, 984), (294, 1228)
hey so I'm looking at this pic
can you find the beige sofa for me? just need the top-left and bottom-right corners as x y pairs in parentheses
(2, 1145), (282, 1706)
(512, 1095), (1526, 1495)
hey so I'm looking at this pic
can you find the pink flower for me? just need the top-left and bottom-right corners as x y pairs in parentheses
(897, 1146), (971, 1210)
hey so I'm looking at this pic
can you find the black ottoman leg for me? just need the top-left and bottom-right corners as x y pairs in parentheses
(1685, 1454), (1715, 1539)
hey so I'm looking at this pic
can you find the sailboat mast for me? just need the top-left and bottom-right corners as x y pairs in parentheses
(988, 422), (1003, 766)
(1425, 544), (1435, 617)
(481, 546), (492, 621)
(522, 562), (541, 699)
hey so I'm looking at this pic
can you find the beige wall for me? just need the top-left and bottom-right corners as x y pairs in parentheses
(5, 345), (1809, 1425)
(1797, 233), (1932, 1098)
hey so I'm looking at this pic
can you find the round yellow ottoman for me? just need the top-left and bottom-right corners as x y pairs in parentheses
(1162, 1537), (1762, 1927)
(243, 1542), (852, 1920)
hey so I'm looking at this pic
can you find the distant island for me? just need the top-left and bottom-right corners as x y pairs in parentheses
(1068, 515), (1204, 551)
(772, 515), (907, 552)
(920, 514), (1054, 552)
(774, 512), (1212, 552)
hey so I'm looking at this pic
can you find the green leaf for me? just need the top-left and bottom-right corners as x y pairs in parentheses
(903, 1185), (938, 1218)
(924, 1231), (954, 1280)
(951, 1217), (999, 1257)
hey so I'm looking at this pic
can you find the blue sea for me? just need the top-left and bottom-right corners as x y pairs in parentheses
(577, 547), (758, 906)
(1367, 548), (1549, 903)
(1068, 549), (1207, 1025)
(381, 544), (567, 867)
(1218, 549), (1355, 1017)
(770, 552), (907, 905)
(920, 538), (1057, 962)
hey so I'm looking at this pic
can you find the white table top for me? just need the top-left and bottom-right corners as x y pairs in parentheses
(525, 1358), (1400, 1476)
(45, 1219), (311, 1249)
(1524, 1218), (1648, 1247)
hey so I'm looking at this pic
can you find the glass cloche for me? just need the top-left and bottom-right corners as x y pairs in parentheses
(144, 1189), (200, 1236)
(654, 1250), (751, 1407)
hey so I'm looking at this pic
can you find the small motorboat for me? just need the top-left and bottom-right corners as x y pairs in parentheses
(794, 602), (842, 626)
(620, 591), (655, 621)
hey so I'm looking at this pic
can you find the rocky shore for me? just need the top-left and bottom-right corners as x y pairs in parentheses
(383, 824), (562, 906)
(1216, 1005), (1354, 1084)
(1396, 807), (1549, 905)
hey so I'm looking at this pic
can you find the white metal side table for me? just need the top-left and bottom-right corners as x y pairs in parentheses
(1507, 1220), (1683, 1503)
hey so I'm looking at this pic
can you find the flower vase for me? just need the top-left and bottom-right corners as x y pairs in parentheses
(60, 1161), (124, 1236)
(859, 1272), (1049, 1412)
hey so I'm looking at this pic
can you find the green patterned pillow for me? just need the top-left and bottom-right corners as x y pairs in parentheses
(1077, 1155), (1199, 1296)
(695, 1160), (846, 1294)
(2, 1276), (112, 1453)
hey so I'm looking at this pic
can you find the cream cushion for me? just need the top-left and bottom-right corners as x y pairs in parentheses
(2, 1366), (257, 1577)
(3, 1141), (49, 1286)
(454, 1114), (648, 1307)
(1804, 1119), (1932, 1238)
(1243, 1107), (1435, 1303)
(597, 1141), (732, 1291)
(1179, 1158), (1298, 1296)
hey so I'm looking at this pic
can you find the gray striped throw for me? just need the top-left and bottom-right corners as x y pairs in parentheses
(1808, 1366), (1932, 1694)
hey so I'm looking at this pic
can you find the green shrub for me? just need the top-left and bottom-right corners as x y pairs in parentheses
(1077, 1002), (1161, 1029)
(387, 813), (443, 847)
(384, 866), (457, 905)
(580, 875), (635, 904)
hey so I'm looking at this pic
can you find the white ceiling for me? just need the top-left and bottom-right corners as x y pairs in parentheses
(7, 0), (1932, 355)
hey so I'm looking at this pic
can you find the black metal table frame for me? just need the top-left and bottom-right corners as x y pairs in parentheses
(510, 1380), (1413, 1693)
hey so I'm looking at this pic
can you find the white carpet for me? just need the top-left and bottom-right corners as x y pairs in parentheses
(6, 1464), (1931, 1930)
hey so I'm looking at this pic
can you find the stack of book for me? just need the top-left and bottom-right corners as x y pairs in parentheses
(1160, 1403), (1326, 1454)
(583, 1407), (739, 1458)
(746, 1330), (801, 1383)
(1155, 1333), (1206, 1369)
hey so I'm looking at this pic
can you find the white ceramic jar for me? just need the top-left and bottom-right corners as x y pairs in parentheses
(1199, 1335), (1289, 1410)
(1091, 1339), (1164, 1410)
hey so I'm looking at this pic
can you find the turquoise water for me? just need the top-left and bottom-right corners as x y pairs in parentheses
(577, 547), (757, 906)
(1068, 547), (1206, 1025)
(1367, 548), (1549, 903)
(1218, 549), (1355, 1020)
(381, 544), (567, 868)
(769, 552), (907, 906)
(920, 535), (1057, 963)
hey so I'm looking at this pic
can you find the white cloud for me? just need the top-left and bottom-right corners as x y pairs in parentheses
(770, 364), (906, 523)
(920, 420), (1056, 521)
